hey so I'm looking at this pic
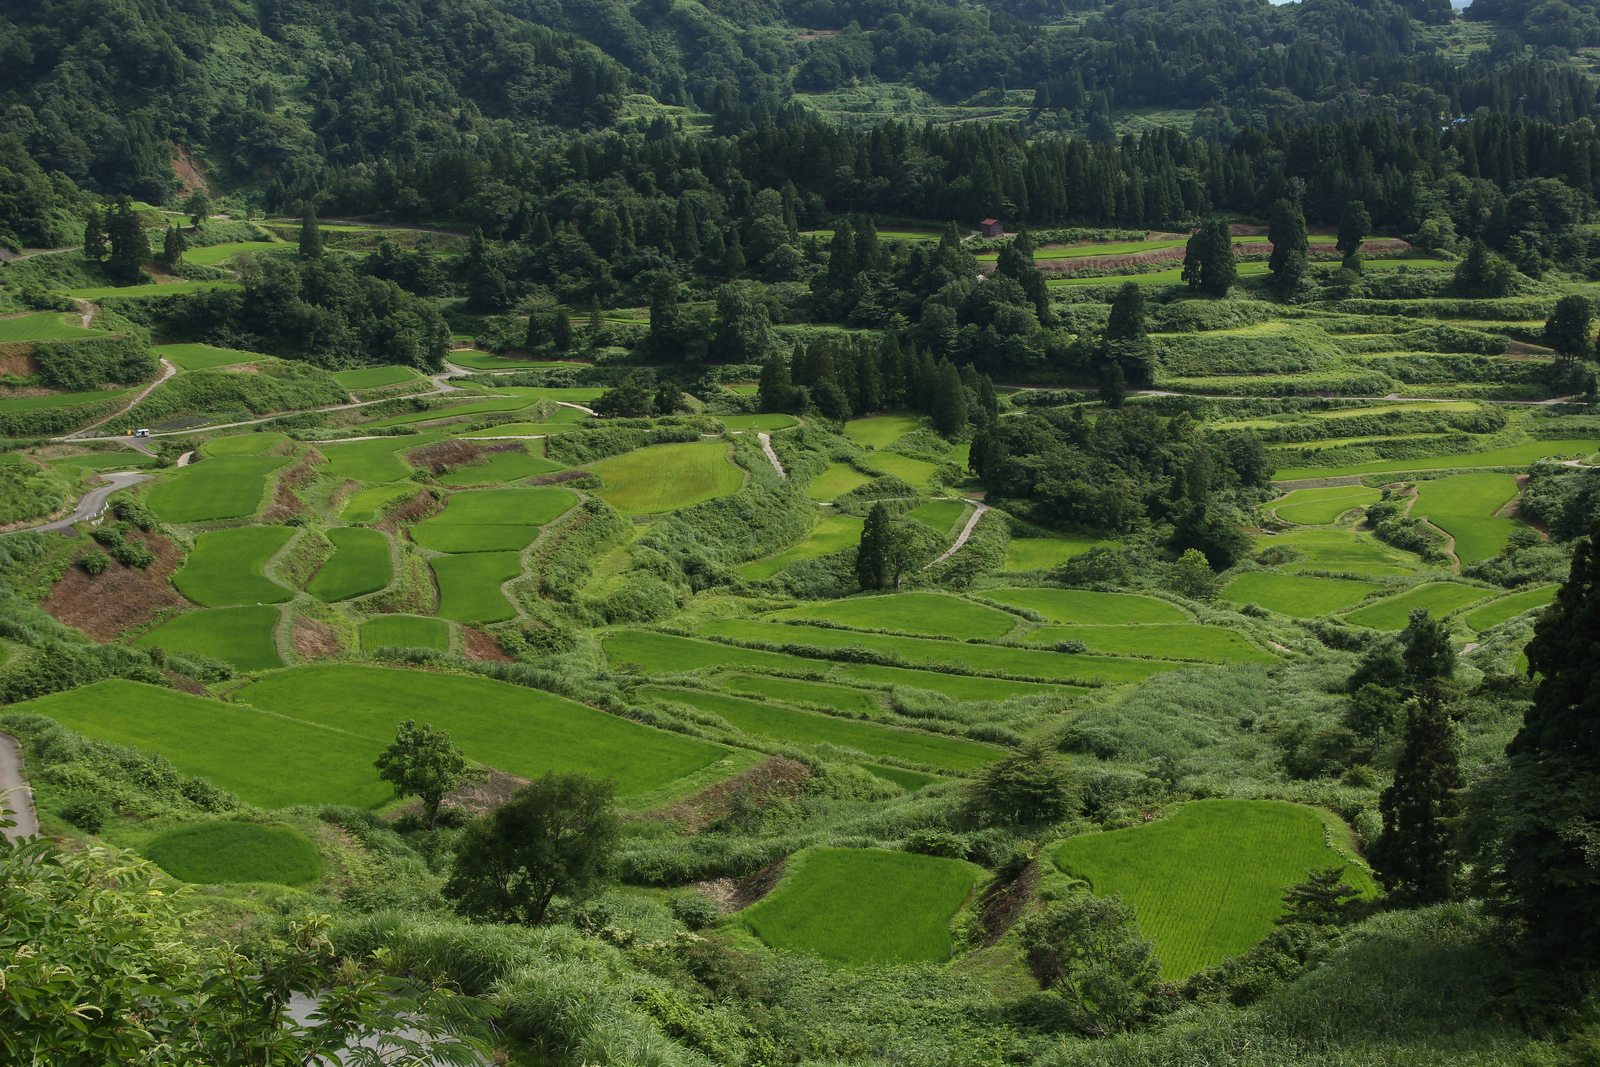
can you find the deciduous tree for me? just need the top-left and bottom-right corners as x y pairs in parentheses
(374, 719), (477, 830)
(1019, 893), (1163, 1034)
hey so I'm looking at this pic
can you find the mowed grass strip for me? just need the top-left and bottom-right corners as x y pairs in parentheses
(698, 618), (1181, 684)
(362, 614), (451, 650)
(235, 664), (729, 798)
(804, 462), (873, 501)
(151, 342), (270, 370)
(1464, 584), (1557, 631)
(307, 528), (392, 602)
(1221, 571), (1378, 618)
(588, 441), (744, 515)
(430, 552), (522, 624)
(1411, 473), (1521, 564)
(144, 455), (288, 523)
(144, 821), (322, 886)
(173, 526), (295, 606)
(639, 686), (1002, 771)
(1343, 581), (1497, 630)
(1271, 485), (1382, 525)
(134, 606), (283, 671)
(9, 680), (393, 808)
(737, 512), (863, 581)
(1001, 535), (1113, 572)
(768, 592), (1019, 640)
(984, 587), (1189, 624)
(842, 414), (923, 449)
(737, 847), (983, 965)
(0, 311), (102, 341)
(1021, 623), (1274, 664)
(719, 673), (885, 716)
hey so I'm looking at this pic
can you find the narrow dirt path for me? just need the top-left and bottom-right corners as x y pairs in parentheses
(0, 732), (40, 842)
(64, 357), (177, 438)
(175, 450), (195, 467)
(73, 298), (98, 330)
(556, 400), (597, 416)
(757, 432), (786, 478)
(925, 501), (989, 568)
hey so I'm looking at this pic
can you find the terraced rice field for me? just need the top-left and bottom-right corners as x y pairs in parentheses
(63, 280), (237, 301)
(588, 441), (744, 514)
(0, 311), (104, 341)
(151, 343), (271, 370)
(435, 446), (564, 486)
(904, 499), (968, 533)
(1263, 528), (1424, 578)
(843, 414), (923, 448)
(0, 387), (135, 415)
(429, 552), (522, 623)
(718, 673), (885, 716)
(1020, 623), (1273, 663)
(1343, 581), (1497, 630)
(864, 452), (941, 486)
(1001, 536), (1113, 571)
(200, 432), (287, 457)
(983, 588), (1189, 624)
(340, 484), (418, 522)
(182, 240), (283, 266)
(409, 486), (574, 553)
(133, 605), (283, 671)
(173, 526), (295, 606)
(1221, 571), (1379, 617)
(737, 512), (864, 581)
(1056, 800), (1374, 978)
(144, 821), (322, 886)
(1410, 473), (1521, 564)
(144, 455), (289, 523)
(1271, 485), (1382, 525)
(332, 366), (424, 390)
(804, 462), (874, 501)
(1273, 440), (1600, 480)
(719, 414), (798, 431)
(768, 592), (1019, 639)
(306, 527), (392, 601)
(361, 614), (451, 650)
(320, 435), (442, 483)
(737, 847), (983, 964)
(1463, 585), (1557, 631)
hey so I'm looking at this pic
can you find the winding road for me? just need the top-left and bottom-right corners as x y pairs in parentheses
(926, 501), (989, 568)
(757, 432), (786, 478)
(4, 471), (153, 535)
(0, 732), (39, 842)
(62, 357), (177, 439)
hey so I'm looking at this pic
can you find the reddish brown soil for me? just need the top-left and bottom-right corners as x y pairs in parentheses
(406, 439), (518, 475)
(292, 613), (341, 660)
(531, 469), (591, 486)
(690, 859), (791, 914)
(43, 531), (188, 640)
(172, 146), (209, 196)
(263, 454), (319, 522)
(461, 627), (511, 662)
(979, 860), (1041, 947)
(376, 491), (440, 534)
(0, 349), (40, 376)
(164, 671), (209, 695)
(647, 756), (811, 832)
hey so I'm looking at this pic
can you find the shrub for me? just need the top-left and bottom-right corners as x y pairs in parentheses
(59, 793), (107, 833)
(78, 550), (109, 576)
(669, 892), (721, 931)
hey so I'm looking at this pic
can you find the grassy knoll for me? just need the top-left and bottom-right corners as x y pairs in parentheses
(8, 680), (392, 808)
(144, 455), (288, 523)
(144, 821), (321, 885)
(331, 365), (424, 390)
(1021, 623), (1274, 664)
(905, 498), (968, 532)
(769, 592), (1019, 640)
(718, 673), (884, 716)
(804, 462), (873, 501)
(983, 588), (1189, 625)
(1055, 800), (1375, 979)
(737, 847), (983, 965)
(200, 432), (287, 457)
(1274, 439), (1600, 480)
(864, 451), (940, 486)
(588, 441), (744, 515)
(173, 526), (295, 606)
(640, 686), (1003, 771)
(181, 240), (283, 266)
(1221, 571), (1379, 617)
(1264, 528), (1424, 578)
(1463, 585), (1557, 631)
(235, 664), (729, 798)
(435, 446), (564, 486)
(340, 483), (417, 522)
(151, 343), (270, 370)
(1343, 581), (1497, 630)
(0, 311), (101, 341)
(1001, 535), (1113, 572)
(361, 614), (451, 650)
(842, 414), (923, 448)
(736, 512), (863, 581)
(320, 435), (442, 483)
(696, 618), (1182, 684)
(133, 605), (283, 671)
(1271, 485), (1382, 525)
(429, 552), (523, 623)
(1411, 473), (1521, 564)
(307, 527), (392, 602)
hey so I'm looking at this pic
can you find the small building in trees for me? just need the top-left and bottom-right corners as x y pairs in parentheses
(979, 217), (1004, 237)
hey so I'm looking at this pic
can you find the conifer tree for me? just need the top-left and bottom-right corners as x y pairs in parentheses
(856, 502), (893, 590)
(758, 355), (794, 413)
(1182, 218), (1235, 297)
(161, 223), (187, 269)
(105, 197), (146, 283)
(1105, 282), (1145, 340)
(1371, 685), (1463, 905)
(722, 231), (746, 276)
(930, 360), (968, 436)
(299, 205), (322, 258)
(1543, 294), (1593, 363)
(553, 310), (574, 352)
(1267, 198), (1308, 293)
(82, 206), (106, 262)
(1337, 200), (1370, 270)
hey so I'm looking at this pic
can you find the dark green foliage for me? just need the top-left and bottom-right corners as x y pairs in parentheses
(298, 206), (321, 259)
(1020, 894), (1163, 1035)
(856, 502), (915, 591)
(1266, 199), (1308, 293)
(971, 744), (1078, 826)
(1543, 294), (1593, 362)
(1277, 866), (1363, 928)
(160, 223), (186, 270)
(1452, 239), (1515, 298)
(81, 205), (106, 262)
(446, 773), (620, 925)
(1182, 219), (1236, 297)
(594, 370), (660, 418)
(1370, 686), (1463, 906)
(104, 197), (146, 284)
(1400, 609), (1455, 686)
(1105, 283), (1145, 342)
(1336, 201), (1370, 257)
(31, 335), (154, 392)
(374, 719), (477, 830)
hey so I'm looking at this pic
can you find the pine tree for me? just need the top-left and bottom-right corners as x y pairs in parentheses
(758, 355), (794, 413)
(856, 502), (893, 590)
(1336, 200), (1370, 258)
(1267, 198), (1308, 293)
(299, 205), (322, 258)
(1371, 686), (1463, 906)
(82, 206), (106, 262)
(1105, 282), (1145, 340)
(1496, 524), (1600, 966)
(930, 360), (967, 436)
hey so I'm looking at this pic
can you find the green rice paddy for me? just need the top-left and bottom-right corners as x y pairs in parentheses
(0, 311), (102, 341)
(1221, 571), (1379, 617)
(332, 365), (424, 390)
(588, 441), (744, 514)
(1410, 473), (1521, 564)
(1273, 440), (1600, 480)
(769, 592), (1018, 640)
(736, 512), (864, 581)
(144, 455), (288, 523)
(307, 527), (392, 602)
(429, 552), (523, 624)
(1001, 535), (1113, 572)
(1021, 623), (1274, 663)
(133, 605), (283, 671)
(1343, 581), (1497, 630)
(804, 462), (873, 501)
(1463, 584), (1557, 631)
(144, 821), (322, 886)
(983, 588), (1189, 624)
(1271, 485), (1382, 525)
(151, 343), (271, 371)
(842, 414), (923, 448)
(361, 614), (451, 650)
(172, 526), (295, 606)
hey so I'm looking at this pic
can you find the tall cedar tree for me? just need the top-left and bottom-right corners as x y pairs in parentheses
(856, 502), (909, 590)
(1336, 200), (1370, 269)
(1498, 524), (1600, 967)
(105, 197), (144, 283)
(1182, 218), (1235, 297)
(1543, 294), (1593, 362)
(758, 354), (795, 412)
(160, 224), (186, 269)
(81, 206), (105, 262)
(553, 309), (573, 352)
(1105, 282), (1145, 341)
(298, 206), (321, 258)
(1267, 198), (1309, 292)
(1371, 685), (1463, 905)
(931, 359), (968, 436)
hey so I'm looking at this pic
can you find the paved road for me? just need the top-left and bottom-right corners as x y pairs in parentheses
(0, 733), (39, 842)
(757, 432), (786, 478)
(926, 501), (990, 568)
(9, 470), (153, 534)
(65, 357), (177, 438)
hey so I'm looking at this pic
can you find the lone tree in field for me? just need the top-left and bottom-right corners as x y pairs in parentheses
(1495, 523), (1600, 968)
(972, 743), (1078, 825)
(1267, 198), (1309, 294)
(1182, 217), (1236, 297)
(105, 197), (146, 283)
(184, 188), (211, 229)
(856, 502), (914, 591)
(1370, 685), (1463, 905)
(1401, 608), (1455, 688)
(1336, 199), (1370, 270)
(82, 205), (106, 262)
(446, 773), (620, 925)
(1104, 282), (1146, 341)
(160, 224), (187, 270)
(1543, 294), (1593, 363)
(374, 719), (476, 830)
(298, 205), (322, 258)
(1019, 893), (1162, 1034)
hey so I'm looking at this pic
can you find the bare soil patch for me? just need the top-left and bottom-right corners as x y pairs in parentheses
(292, 613), (343, 660)
(43, 531), (187, 640)
(263, 453), (319, 522)
(375, 490), (440, 534)
(691, 859), (791, 914)
(647, 756), (811, 833)
(405, 439), (519, 475)
(460, 626), (511, 662)
(978, 859), (1041, 947)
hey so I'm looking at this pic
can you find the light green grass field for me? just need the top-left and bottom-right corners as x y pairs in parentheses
(151, 342), (270, 370)
(905, 499), (967, 533)
(738, 847), (982, 964)
(361, 614), (451, 650)
(133, 605), (283, 671)
(1021, 623), (1273, 664)
(145, 455), (288, 523)
(332, 365), (424, 390)
(719, 413), (798, 431)
(1271, 485), (1382, 525)
(0, 387), (135, 414)
(410, 523), (540, 553)
(864, 452), (941, 486)
(173, 526), (295, 606)
(1464, 585), (1557, 631)
(198, 433), (286, 459)
(1343, 581), (1497, 630)
(1001, 535), (1114, 572)
(429, 552), (522, 623)
(1264, 528), (1424, 578)
(1274, 440), (1600, 480)
(307, 527), (392, 602)
(588, 441), (743, 514)
(718, 673), (885, 716)
(1410, 473), (1521, 564)
(182, 240), (283, 266)
(768, 592), (1019, 640)
(641, 686), (1002, 771)
(737, 512), (864, 581)
(983, 588), (1189, 624)
(64, 280), (237, 300)
(804, 462), (874, 501)
(339, 483), (417, 522)
(423, 486), (576, 525)
(0, 311), (102, 341)
(1055, 799), (1375, 978)
(236, 664), (730, 798)
(320, 435), (442, 483)
(1221, 571), (1379, 617)
(144, 821), (321, 885)
(435, 445), (563, 486)
(843, 414), (923, 449)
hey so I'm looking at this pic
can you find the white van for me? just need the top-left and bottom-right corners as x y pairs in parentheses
(133, 428), (151, 438)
